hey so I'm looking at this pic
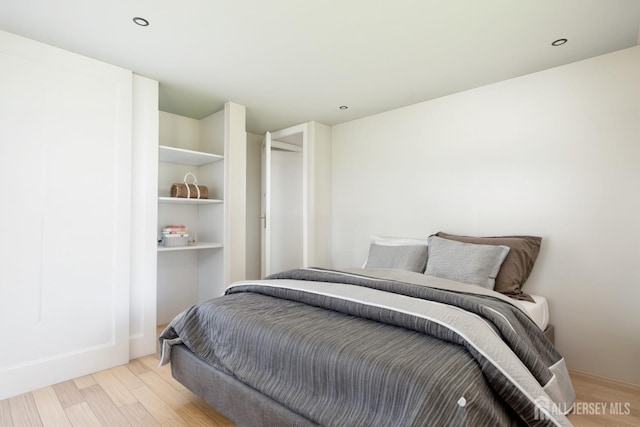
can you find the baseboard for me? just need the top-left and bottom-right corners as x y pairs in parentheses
(568, 368), (640, 390)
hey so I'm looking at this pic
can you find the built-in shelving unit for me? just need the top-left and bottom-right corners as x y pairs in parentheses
(156, 102), (247, 325)
(156, 143), (224, 252)
(156, 111), (225, 324)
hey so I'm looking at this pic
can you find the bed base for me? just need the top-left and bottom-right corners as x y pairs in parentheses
(171, 344), (318, 427)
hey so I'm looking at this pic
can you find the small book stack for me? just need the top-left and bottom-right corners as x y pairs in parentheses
(161, 225), (191, 247)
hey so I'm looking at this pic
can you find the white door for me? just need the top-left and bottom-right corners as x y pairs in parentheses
(0, 31), (132, 399)
(261, 131), (304, 277)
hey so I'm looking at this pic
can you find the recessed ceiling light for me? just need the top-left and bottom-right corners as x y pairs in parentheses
(339, 105), (348, 110)
(133, 17), (149, 27)
(551, 38), (567, 46)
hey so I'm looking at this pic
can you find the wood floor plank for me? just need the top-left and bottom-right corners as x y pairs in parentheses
(138, 355), (162, 371)
(8, 393), (43, 427)
(0, 398), (14, 427)
(175, 402), (221, 427)
(568, 370), (640, 427)
(92, 370), (138, 407)
(138, 355), (187, 392)
(119, 402), (161, 427)
(137, 371), (222, 426)
(125, 358), (152, 376)
(129, 385), (189, 426)
(52, 381), (85, 409)
(64, 402), (102, 427)
(110, 365), (145, 391)
(31, 386), (72, 427)
(179, 391), (234, 426)
(572, 374), (640, 414)
(138, 371), (191, 410)
(79, 384), (131, 427)
(73, 374), (97, 390)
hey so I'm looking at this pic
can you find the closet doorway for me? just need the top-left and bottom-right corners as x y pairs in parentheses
(261, 125), (305, 277)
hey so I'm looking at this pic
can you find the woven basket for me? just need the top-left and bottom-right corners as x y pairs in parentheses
(170, 172), (209, 199)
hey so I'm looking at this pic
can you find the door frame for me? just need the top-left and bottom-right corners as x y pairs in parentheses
(261, 124), (307, 278)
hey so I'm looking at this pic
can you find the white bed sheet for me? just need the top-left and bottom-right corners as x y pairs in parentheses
(516, 294), (549, 330)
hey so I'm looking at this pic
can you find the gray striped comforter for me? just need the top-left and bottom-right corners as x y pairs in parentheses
(160, 268), (575, 426)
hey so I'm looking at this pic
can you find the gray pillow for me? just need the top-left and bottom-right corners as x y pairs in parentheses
(425, 236), (510, 289)
(434, 232), (541, 301)
(364, 243), (428, 273)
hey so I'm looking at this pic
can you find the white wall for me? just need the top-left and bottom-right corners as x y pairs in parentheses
(331, 46), (640, 385)
(129, 75), (159, 359)
(221, 102), (248, 286)
(246, 132), (263, 280)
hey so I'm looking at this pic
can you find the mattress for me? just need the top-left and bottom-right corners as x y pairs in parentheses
(517, 294), (549, 330)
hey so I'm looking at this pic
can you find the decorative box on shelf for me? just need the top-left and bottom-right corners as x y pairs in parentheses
(161, 225), (193, 247)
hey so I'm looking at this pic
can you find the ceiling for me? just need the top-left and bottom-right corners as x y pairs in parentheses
(1, 1), (639, 134)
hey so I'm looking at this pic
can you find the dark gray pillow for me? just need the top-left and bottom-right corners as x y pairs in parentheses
(425, 236), (510, 289)
(364, 243), (428, 273)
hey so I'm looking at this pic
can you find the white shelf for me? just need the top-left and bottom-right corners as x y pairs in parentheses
(157, 104), (245, 317)
(159, 145), (223, 166)
(157, 242), (223, 252)
(158, 196), (223, 205)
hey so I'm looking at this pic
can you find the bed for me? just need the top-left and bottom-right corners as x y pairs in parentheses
(160, 234), (576, 426)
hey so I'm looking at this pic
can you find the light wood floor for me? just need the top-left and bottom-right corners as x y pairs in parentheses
(0, 353), (233, 427)
(568, 371), (640, 427)
(1, 354), (638, 426)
